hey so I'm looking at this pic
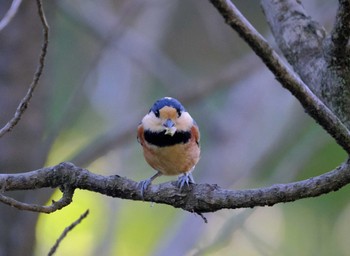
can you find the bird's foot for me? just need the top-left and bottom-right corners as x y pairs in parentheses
(137, 178), (152, 199)
(176, 172), (195, 190)
(137, 172), (162, 199)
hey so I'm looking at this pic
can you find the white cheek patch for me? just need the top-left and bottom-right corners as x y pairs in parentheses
(175, 112), (193, 131)
(142, 112), (164, 132)
(142, 111), (194, 132)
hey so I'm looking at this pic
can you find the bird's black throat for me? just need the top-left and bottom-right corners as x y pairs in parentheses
(144, 130), (191, 147)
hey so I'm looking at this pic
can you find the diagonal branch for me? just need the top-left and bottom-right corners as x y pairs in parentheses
(0, 161), (350, 213)
(260, 0), (326, 92)
(0, 0), (49, 138)
(48, 210), (89, 256)
(208, 0), (350, 153)
(0, 0), (23, 32)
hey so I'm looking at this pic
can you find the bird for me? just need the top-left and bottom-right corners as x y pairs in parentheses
(137, 97), (200, 197)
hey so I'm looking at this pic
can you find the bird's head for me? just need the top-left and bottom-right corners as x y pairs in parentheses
(142, 97), (193, 136)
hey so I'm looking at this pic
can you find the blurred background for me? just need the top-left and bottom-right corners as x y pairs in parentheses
(1, 0), (349, 255)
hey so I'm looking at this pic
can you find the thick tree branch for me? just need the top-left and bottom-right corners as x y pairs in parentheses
(209, 0), (350, 153)
(260, 0), (326, 88)
(260, 0), (350, 127)
(0, 161), (350, 213)
(0, 0), (48, 138)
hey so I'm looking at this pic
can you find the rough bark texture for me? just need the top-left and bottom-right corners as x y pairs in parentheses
(208, 0), (350, 154)
(0, 2), (48, 255)
(260, 0), (350, 127)
(1, 161), (350, 213)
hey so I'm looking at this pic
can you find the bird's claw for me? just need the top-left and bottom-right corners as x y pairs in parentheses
(176, 173), (195, 190)
(138, 179), (152, 199)
(137, 172), (162, 199)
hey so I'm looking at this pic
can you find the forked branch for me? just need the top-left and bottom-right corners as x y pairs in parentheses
(0, 0), (49, 138)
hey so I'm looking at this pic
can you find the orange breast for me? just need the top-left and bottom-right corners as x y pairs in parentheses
(138, 123), (200, 176)
(143, 140), (200, 175)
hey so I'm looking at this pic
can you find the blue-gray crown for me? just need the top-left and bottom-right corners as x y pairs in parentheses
(150, 97), (185, 117)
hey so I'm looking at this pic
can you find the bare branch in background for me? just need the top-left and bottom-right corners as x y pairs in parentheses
(260, 0), (350, 127)
(260, 0), (326, 82)
(48, 210), (89, 256)
(0, 0), (22, 32)
(209, 0), (350, 153)
(0, 0), (48, 138)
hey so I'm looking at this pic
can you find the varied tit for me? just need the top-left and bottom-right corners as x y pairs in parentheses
(137, 97), (200, 197)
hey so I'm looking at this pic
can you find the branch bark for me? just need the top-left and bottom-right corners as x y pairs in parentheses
(260, 0), (350, 127)
(0, 0), (48, 138)
(1, 161), (350, 213)
(209, 0), (350, 154)
(260, 0), (326, 89)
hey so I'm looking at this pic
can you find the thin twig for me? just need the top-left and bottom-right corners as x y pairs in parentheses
(0, 186), (74, 213)
(48, 209), (90, 256)
(209, 0), (350, 154)
(195, 212), (208, 224)
(0, 0), (49, 138)
(0, 0), (23, 32)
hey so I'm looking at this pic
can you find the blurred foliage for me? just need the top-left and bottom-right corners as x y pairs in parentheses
(2, 0), (344, 255)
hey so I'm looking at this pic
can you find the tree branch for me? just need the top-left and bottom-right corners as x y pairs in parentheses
(208, 0), (350, 153)
(0, 161), (350, 213)
(260, 0), (350, 127)
(48, 209), (89, 256)
(0, 0), (49, 138)
(0, 0), (23, 32)
(0, 186), (74, 213)
(260, 0), (326, 86)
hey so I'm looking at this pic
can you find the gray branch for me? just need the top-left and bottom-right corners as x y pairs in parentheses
(0, 0), (49, 138)
(260, 0), (350, 127)
(209, 0), (350, 153)
(1, 161), (350, 213)
(260, 0), (326, 90)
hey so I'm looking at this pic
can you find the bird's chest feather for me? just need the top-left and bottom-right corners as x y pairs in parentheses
(143, 134), (200, 175)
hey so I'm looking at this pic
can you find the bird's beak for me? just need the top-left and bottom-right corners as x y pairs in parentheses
(163, 119), (176, 136)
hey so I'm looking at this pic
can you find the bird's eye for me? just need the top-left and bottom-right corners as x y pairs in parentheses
(176, 109), (182, 117)
(149, 108), (160, 117)
(154, 110), (160, 117)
